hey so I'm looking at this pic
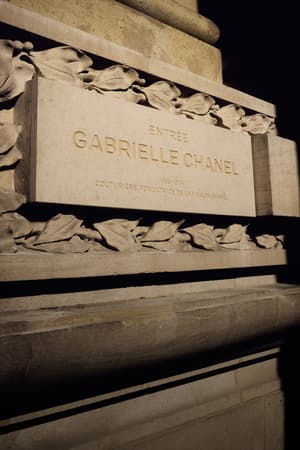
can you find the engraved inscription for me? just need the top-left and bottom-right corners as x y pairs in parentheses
(73, 130), (239, 175)
(96, 179), (229, 200)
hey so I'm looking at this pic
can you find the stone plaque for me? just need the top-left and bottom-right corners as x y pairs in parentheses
(18, 78), (256, 216)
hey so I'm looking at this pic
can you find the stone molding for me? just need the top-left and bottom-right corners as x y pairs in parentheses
(118, 0), (220, 44)
(0, 40), (280, 257)
(0, 284), (299, 408)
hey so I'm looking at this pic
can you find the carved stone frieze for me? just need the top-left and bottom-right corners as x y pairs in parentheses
(0, 39), (276, 134)
(0, 39), (280, 254)
(0, 212), (285, 254)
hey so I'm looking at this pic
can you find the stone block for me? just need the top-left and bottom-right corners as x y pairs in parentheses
(252, 134), (300, 216)
(265, 393), (284, 450)
(124, 399), (266, 450)
(15, 77), (256, 216)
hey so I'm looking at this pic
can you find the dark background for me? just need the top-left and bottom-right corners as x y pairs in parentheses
(200, 1), (299, 144)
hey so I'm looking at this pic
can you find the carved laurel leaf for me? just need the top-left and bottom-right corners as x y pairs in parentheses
(0, 169), (15, 191)
(31, 221), (47, 235)
(218, 224), (248, 244)
(0, 189), (25, 213)
(31, 235), (92, 253)
(83, 65), (145, 91)
(2, 212), (32, 238)
(240, 114), (275, 135)
(93, 219), (140, 251)
(138, 81), (181, 111)
(100, 88), (146, 104)
(255, 234), (278, 249)
(276, 235), (285, 246)
(0, 215), (16, 253)
(77, 225), (102, 241)
(219, 233), (254, 250)
(28, 46), (92, 86)
(0, 146), (22, 168)
(33, 214), (83, 245)
(0, 40), (14, 91)
(0, 53), (35, 103)
(268, 123), (278, 136)
(175, 92), (216, 115)
(132, 226), (150, 240)
(181, 223), (217, 250)
(212, 228), (226, 242)
(0, 124), (20, 154)
(213, 104), (245, 132)
(190, 112), (218, 125)
(169, 232), (193, 252)
(141, 220), (184, 242)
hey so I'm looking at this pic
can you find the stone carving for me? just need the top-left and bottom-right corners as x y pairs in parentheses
(0, 211), (285, 254)
(0, 40), (35, 103)
(0, 39), (278, 250)
(0, 39), (276, 135)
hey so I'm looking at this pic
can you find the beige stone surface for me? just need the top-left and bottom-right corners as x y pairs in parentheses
(0, 340), (284, 449)
(0, 275), (277, 312)
(16, 78), (255, 216)
(177, 0), (198, 10)
(1, 1), (276, 116)
(252, 134), (300, 216)
(2, 0), (222, 81)
(118, 0), (220, 43)
(0, 250), (287, 282)
(265, 393), (285, 450)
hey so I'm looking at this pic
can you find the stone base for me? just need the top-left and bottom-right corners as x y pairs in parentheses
(0, 350), (284, 450)
(3, 0), (222, 82)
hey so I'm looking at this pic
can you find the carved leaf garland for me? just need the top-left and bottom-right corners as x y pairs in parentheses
(93, 218), (140, 251)
(33, 214), (83, 245)
(138, 81), (181, 111)
(141, 220), (184, 242)
(83, 65), (145, 91)
(28, 46), (92, 86)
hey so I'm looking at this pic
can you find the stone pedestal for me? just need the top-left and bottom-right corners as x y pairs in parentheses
(3, 0), (222, 81)
(0, 1), (299, 449)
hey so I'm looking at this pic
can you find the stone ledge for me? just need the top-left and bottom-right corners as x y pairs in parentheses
(0, 249), (287, 281)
